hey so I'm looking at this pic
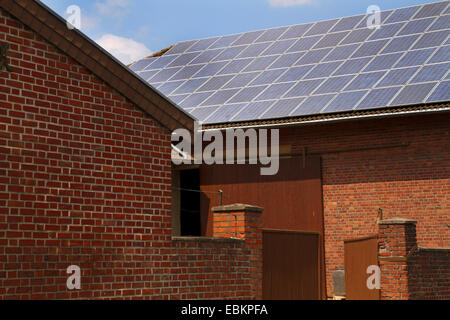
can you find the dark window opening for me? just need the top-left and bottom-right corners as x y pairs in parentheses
(179, 169), (201, 236)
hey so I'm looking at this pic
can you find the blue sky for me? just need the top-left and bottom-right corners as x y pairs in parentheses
(41, 0), (437, 64)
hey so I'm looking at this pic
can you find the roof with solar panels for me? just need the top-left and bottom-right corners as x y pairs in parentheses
(130, 1), (450, 126)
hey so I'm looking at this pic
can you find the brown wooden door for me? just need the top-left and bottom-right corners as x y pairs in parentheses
(200, 155), (326, 298)
(263, 230), (321, 300)
(344, 235), (380, 300)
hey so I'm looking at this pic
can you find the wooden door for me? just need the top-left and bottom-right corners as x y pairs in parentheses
(344, 235), (380, 300)
(263, 230), (321, 300)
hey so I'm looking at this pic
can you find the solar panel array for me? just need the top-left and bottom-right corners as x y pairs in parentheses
(131, 1), (450, 124)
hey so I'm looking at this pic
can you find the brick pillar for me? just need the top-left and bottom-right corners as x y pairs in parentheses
(378, 218), (418, 300)
(212, 204), (263, 300)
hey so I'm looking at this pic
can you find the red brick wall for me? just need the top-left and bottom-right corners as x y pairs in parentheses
(379, 219), (450, 300)
(279, 112), (450, 296)
(170, 238), (252, 299)
(0, 8), (261, 300)
(408, 248), (450, 299)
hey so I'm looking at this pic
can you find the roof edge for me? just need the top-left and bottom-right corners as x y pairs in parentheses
(200, 102), (450, 130)
(0, 0), (195, 132)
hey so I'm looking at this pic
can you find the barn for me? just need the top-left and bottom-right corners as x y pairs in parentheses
(130, 1), (450, 299)
(0, 0), (449, 300)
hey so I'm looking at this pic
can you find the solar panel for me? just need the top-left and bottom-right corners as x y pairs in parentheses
(243, 56), (280, 72)
(179, 92), (214, 108)
(376, 67), (419, 87)
(280, 23), (314, 39)
(356, 87), (401, 109)
(341, 28), (374, 45)
(195, 61), (228, 77)
(201, 89), (240, 106)
(277, 65), (314, 82)
(167, 52), (200, 67)
(228, 86), (268, 103)
(270, 52), (305, 68)
(351, 39), (389, 58)
(390, 82), (436, 105)
(368, 22), (405, 40)
(287, 35), (323, 52)
(330, 15), (365, 32)
(384, 6), (420, 23)
(187, 37), (220, 52)
(145, 55), (177, 70)
(322, 44), (359, 62)
(334, 57), (372, 75)
(428, 45), (450, 63)
(413, 2), (448, 19)
(232, 30), (265, 46)
(130, 2), (450, 125)
(197, 75), (234, 92)
(189, 49), (223, 64)
(130, 59), (154, 72)
(166, 40), (197, 55)
(305, 61), (343, 78)
(217, 59), (253, 75)
(355, 10), (394, 28)
(223, 72), (261, 89)
(170, 65), (204, 81)
(151, 67), (182, 82)
(250, 69), (287, 86)
(214, 46), (248, 61)
(292, 94), (335, 115)
(209, 34), (241, 49)
(284, 79), (325, 97)
(426, 80), (450, 102)
(413, 30), (449, 49)
(314, 75), (354, 94)
(157, 80), (185, 95)
(191, 106), (219, 122)
(238, 43), (272, 58)
(429, 14), (450, 31)
(255, 82), (296, 101)
(173, 78), (208, 95)
(313, 31), (349, 49)
(344, 71), (386, 90)
(137, 69), (159, 81)
(262, 39), (297, 56)
(261, 98), (305, 119)
(233, 100), (275, 121)
(382, 34), (421, 53)
(207, 103), (248, 123)
(324, 90), (368, 112)
(410, 62), (450, 83)
(394, 48), (435, 67)
(168, 94), (190, 105)
(398, 17), (435, 36)
(363, 53), (403, 71)
(305, 19), (339, 36)
(295, 48), (332, 65)
(256, 27), (289, 43)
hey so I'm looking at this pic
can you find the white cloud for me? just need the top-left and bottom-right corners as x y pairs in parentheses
(96, 34), (152, 65)
(96, 0), (130, 17)
(269, 0), (315, 7)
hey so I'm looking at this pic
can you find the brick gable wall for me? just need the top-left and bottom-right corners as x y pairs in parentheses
(279, 113), (450, 296)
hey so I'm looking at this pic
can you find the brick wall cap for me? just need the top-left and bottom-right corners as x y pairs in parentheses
(418, 246), (450, 252)
(212, 204), (264, 213)
(172, 236), (244, 243)
(378, 218), (417, 225)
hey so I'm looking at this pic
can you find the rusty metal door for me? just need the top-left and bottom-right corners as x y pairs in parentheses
(344, 235), (380, 300)
(263, 230), (321, 300)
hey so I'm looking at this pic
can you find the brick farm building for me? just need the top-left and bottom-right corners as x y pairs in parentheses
(1, 0), (449, 300)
